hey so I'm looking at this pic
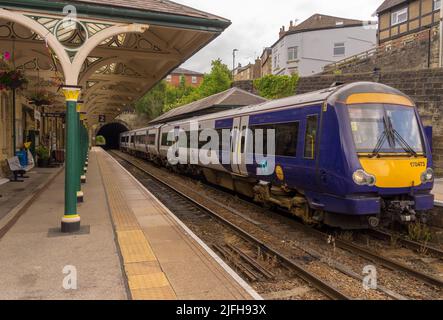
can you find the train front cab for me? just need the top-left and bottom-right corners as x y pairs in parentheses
(315, 83), (434, 228)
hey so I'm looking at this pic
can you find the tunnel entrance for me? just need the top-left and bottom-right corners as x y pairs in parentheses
(96, 122), (129, 150)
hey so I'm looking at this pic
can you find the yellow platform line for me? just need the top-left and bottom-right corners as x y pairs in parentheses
(97, 152), (177, 300)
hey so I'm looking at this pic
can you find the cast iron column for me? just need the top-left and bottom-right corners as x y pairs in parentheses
(61, 86), (82, 233)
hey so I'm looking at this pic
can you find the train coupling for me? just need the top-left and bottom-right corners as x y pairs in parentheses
(386, 200), (417, 224)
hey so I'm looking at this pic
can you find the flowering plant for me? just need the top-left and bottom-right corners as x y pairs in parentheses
(0, 69), (28, 91)
(0, 51), (28, 91)
(28, 89), (55, 106)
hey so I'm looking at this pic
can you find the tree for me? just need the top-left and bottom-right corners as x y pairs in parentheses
(253, 74), (299, 99)
(135, 81), (167, 120)
(166, 59), (232, 110)
(135, 59), (232, 117)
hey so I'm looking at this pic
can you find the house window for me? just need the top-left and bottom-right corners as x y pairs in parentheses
(192, 76), (197, 84)
(434, 0), (441, 10)
(166, 75), (172, 82)
(288, 46), (298, 61)
(391, 7), (408, 26)
(334, 42), (345, 56)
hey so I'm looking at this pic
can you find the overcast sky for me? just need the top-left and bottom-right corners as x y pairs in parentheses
(177, 0), (385, 73)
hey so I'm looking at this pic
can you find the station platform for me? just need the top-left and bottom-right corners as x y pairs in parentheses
(0, 147), (258, 300)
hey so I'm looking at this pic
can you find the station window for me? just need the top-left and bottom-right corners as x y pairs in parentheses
(391, 7), (408, 26)
(304, 115), (318, 159)
(334, 42), (345, 56)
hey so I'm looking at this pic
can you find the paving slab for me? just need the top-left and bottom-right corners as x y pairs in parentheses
(96, 148), (260, 300)
(0, 151), (127, 300)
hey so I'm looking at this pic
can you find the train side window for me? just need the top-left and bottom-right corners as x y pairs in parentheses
(147, 134), (156, 145)
(276, 122), (299, 157)
(304, 115), (319, 159)
(240, 126), (247, 153)
(161, 132), (173, 146)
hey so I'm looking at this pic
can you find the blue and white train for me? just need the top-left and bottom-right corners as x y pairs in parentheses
(120, 82), (435, 229)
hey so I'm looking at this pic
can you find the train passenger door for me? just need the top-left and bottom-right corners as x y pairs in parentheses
(230, 116), (249, 176)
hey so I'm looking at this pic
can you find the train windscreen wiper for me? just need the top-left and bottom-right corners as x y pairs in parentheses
(370, 130), (387, 158)
(371, 116), (390, 158)
(386, 116), (418, 157)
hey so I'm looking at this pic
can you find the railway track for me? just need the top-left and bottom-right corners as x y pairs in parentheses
(109, 150), (351, 300)
(367, 228), (443, 259)
(109, 150), (443, 299)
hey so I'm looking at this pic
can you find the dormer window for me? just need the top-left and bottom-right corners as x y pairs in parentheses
(391, 7), (408, 26)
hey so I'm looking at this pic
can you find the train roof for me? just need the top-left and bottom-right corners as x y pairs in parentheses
(125, 82), (414, 132)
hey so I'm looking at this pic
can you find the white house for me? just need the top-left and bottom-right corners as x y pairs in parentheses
(272, 14), (377, 76)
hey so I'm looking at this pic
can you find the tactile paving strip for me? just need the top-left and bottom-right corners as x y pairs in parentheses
(97, 153), (177, 300)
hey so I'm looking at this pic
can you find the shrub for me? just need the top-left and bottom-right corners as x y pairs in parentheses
(95, 135), (106, 146)
(253, 74), (299, 99)
(36, 145), (50, 160)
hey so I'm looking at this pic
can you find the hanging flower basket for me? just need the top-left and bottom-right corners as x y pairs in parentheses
(28, 90), (55, 107)
(0, 69), (28, 91)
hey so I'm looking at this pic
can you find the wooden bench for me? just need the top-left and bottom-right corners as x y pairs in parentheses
(6, 152), (35, 182)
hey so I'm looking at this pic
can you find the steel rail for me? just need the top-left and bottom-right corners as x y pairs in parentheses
(109, 150), (352, 300)
(367, 228), (443, 259)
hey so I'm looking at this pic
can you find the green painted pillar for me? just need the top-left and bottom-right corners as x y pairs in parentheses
(61, 86), (82, 233)
(75, 107), (83, 202)
(78, 102), (87, 185)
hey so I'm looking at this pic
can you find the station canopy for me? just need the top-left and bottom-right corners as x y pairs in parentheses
(150, 87), (267, 124)
(0, 0), (231, 126)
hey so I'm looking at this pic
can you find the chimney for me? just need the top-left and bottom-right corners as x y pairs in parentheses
(279, 25), (286, 38)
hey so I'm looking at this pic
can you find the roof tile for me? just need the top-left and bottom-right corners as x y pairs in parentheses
(72, 0), (229, 21)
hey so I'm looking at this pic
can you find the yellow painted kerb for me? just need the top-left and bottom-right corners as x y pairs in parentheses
(360, 157), (427, 188)
(346, 93), (414, 107)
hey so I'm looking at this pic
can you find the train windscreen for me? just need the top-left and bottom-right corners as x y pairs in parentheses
(348, 104), (424, 155)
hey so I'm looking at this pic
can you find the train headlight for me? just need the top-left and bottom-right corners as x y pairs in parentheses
(421, 168), (434, 183)
(353, 170), (376, 187)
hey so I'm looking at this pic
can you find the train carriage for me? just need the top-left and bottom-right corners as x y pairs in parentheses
(121, 82), (435, 229)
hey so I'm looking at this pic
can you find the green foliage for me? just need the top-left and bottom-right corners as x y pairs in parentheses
(95, 135), (106, 146)
(253, 74), (299, 99)
(135, 81), (169, 120)
(408, 222), (432, 243)
(135, 59), (232, 117)
(35, 145), (50, 160)
(165, 59), (232, 111)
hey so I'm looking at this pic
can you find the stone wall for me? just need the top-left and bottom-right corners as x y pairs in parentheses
(322, 26), (440, 75)
(297, 68), (443, 176)
(232, 80), (259, 95)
